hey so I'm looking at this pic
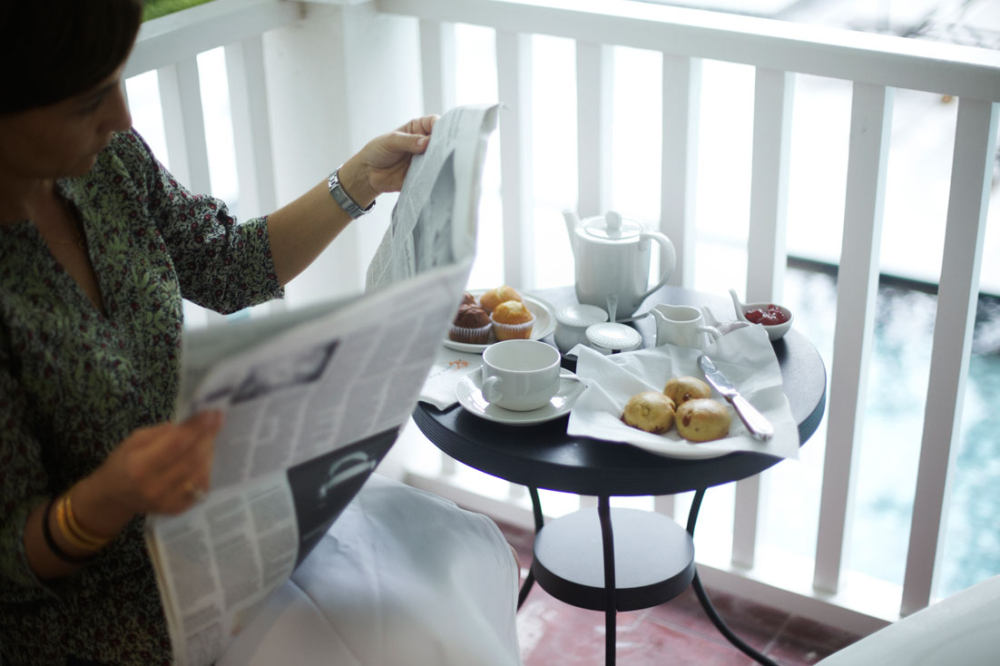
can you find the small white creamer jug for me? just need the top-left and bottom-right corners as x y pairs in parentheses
(651, 304), (721, 349)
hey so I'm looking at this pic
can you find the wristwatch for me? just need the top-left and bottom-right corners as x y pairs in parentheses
(327, 168), (375, 219)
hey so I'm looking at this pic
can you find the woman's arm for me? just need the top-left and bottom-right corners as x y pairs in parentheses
(266, 115), (436, 286)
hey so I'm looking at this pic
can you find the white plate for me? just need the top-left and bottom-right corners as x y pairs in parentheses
(456, 369), (588, 426)
(443, 292), (557, 354)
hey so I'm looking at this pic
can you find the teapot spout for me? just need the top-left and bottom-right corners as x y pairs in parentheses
(562, 209), (580, 255)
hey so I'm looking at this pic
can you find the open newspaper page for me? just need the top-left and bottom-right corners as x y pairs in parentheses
(366, 103), (499, 289)
(145, 103), (500, 666)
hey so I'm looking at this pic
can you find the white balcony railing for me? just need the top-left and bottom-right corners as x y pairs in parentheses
(124, 0), (1000, 637)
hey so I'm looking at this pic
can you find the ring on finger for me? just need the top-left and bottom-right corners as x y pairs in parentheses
(183, 481), (205, 502)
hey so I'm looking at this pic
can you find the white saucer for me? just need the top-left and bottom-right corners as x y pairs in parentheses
(443, 292), (557, 354)
(455, 370), (588, 426)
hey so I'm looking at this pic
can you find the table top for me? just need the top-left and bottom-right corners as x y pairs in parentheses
(412, 286), (827, 497)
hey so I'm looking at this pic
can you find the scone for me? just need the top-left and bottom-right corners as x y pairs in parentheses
(479, 285), (522, 313)
(449, 304), (492, 344)
(663, 376), (712, 406)
(622, 391), (676, 434)
(675, 399), (731, 442)
(491, 300), (534, 340)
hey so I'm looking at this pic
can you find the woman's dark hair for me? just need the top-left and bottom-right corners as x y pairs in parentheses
(0, 0), (143, 114)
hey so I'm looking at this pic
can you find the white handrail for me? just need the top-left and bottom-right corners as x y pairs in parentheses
(375, 0), (1000, 100)
(126, 0), (301, 78)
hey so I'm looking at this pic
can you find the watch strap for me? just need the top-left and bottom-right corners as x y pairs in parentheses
(327, 168), (374, 219)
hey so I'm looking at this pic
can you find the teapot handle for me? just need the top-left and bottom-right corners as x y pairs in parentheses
(639, 230), (677, 301)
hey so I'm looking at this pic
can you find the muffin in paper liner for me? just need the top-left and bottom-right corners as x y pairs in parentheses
(449, 321), (494, 344)
(491, 314), (535, 341)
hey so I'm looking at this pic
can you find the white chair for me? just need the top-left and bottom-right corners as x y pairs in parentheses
(817, 574), (1000, 665)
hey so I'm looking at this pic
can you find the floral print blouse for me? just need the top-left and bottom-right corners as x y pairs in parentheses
(0, 129), (283, 664)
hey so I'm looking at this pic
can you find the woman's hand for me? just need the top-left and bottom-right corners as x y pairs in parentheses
(26, 411), (224, 578)
(265, 114), (438, 287)
(82, 410), (224, 522)
(338, 115), (438, 206)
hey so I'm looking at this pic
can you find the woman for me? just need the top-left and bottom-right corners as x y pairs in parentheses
(0, 2), (519, 664)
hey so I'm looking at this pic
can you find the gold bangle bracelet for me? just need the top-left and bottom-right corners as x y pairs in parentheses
(55, 497), (99, 552)
(64, 494), (110, 548)
(42, 498), (95, 565)
(55, 496), (107, 552)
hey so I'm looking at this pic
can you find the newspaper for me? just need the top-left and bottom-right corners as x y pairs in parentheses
(145, 103), (500, 666)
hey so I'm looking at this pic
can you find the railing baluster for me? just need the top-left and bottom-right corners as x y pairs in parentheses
(654, 495), (676, 521)
(732, 68), (794, 569)
(901, 98), (999, 616)
(660, 54), (701, 288)
(158, 57), (226, 328)
(575, 41), (613, 219)
(419, 19), (456, 114)
(225, 35), (277, 218)
(225, 35), (283, 320)
(746, 68), (793, 302)
(496, 30), (534, 288)
(813, 82), (893, 594)
(157, 58), (212, 195)
(416, 18), (459, 477)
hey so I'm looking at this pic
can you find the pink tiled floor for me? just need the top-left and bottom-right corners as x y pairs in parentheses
(498, 521), (862, 665)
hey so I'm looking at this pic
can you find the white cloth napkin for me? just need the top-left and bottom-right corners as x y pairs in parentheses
(567, 325), (799, 460)
(419, 346), (482, 409)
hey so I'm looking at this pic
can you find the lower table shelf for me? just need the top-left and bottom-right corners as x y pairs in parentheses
(530, 507), (696, 612)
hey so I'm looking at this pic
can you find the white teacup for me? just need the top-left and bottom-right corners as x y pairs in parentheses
(481, 339), (562, 411)
(651, 304), (721, 349)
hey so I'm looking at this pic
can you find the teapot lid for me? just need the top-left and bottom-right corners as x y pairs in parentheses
(582, 211), (643, 241)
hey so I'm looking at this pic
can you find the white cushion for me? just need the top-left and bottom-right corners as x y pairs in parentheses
(218, 475), (521, 666)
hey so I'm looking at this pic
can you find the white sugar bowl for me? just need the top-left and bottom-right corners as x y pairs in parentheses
(554, 303), (608, 353)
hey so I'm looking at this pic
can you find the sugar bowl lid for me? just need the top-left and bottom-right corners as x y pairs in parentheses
(585, 322), (642, 353)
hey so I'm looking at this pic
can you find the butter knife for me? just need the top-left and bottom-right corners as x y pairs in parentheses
(697, 354), (774, 441)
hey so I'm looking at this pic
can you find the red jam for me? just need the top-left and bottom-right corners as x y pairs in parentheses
(744, 304), (789, 325)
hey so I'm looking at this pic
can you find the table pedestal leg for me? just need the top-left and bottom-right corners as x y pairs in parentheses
(597, 496), (617, 666)
(687, 488), (778, 666)
(518, 487), (546, 609)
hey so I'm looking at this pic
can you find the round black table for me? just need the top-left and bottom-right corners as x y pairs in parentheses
(412, 286), (827, 666)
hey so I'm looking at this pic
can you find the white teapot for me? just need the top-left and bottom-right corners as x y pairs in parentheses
(563, 210), (676, 320)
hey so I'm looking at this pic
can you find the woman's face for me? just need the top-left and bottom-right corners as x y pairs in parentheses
(0, 63), (132, 180)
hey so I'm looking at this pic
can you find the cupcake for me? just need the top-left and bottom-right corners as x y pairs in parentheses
(491, 300), (534, 340)
(459, 291), (477, 307)
(479, 285), (522, 313)
(449, 304), (493, 344)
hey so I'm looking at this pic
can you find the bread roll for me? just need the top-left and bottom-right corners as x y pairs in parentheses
(663, 376), (712, 406)
(675, 399), (731, 442)
(622, 391), (676, 434)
